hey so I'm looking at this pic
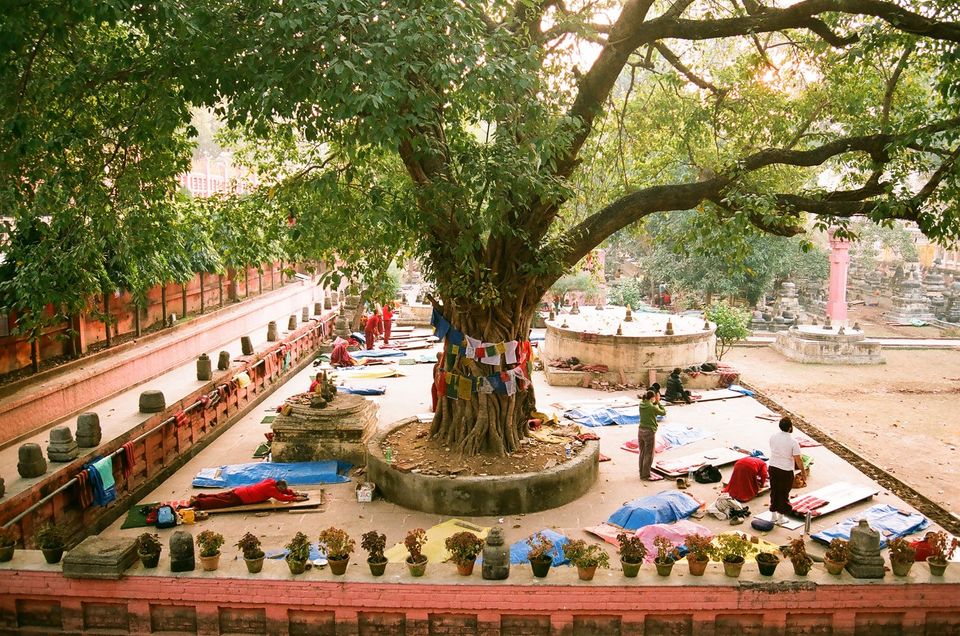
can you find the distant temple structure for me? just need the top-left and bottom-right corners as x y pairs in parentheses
(178, 157), (250, 197)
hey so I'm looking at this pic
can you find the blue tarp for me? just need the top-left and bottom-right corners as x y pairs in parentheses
(192, 461), (352, 488)
(265, 542), (328, 564)
(728, 385), (754, 397)
(564, 407), (639, 427)
(811, 504), (929, 548)
(337, 385), (387, 395)
(607, 491), (702, 530)
(658, 424), (713, 448)
(509, 529), (570, 566)
(352, 349), (406, 358)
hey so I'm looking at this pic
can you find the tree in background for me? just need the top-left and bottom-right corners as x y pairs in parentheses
(705, 302), (751, 361)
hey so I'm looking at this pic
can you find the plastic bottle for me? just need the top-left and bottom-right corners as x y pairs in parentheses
(564, 444), (572, 459)
(385, 446), (393, 464)
(688, 468), (695, 484)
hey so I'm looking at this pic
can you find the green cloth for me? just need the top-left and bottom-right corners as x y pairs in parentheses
(639, 400), (666, 431)
(93, 456), (115, 491)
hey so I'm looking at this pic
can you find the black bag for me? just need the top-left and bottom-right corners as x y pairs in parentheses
(694, 464), (722, 484)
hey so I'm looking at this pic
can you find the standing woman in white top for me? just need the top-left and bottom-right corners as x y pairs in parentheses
(768, 417), (807, 525)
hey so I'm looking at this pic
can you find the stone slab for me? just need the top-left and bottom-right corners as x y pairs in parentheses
(62, 536), (138, 580)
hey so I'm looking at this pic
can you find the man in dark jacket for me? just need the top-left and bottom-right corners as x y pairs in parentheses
(665, 368), (692, 404)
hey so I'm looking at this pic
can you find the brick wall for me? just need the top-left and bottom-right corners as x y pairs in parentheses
(0, 569), (957, 635)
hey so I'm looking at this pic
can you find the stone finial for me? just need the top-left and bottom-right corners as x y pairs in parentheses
(288, 315), (298, 331)
(704, 320), (711, 330)
(17, 443), (47, 478)
(624, 305), (633, 322)
(315, 302), (324, 315)
(548, 309), (555, 321)
(324, 294), (332, 310)
(616, 324), (623, 336)
(837, 326), (845, 335)
(196, 353), (212, 381)
(846, 519), (885, 579)
(570, 301), (580, 315)
(169, 531), (195, 573)
(47, 426), (79, 462)
(217, 350), (231, 370)
(595, 303), (604, 311)
(481, 527), (509, 581)
(139, 390), (166, 414)
(665, 319), (674, 336)
(302, 307), (310, 322)
(267, 321), (279, 342)
(853, 322), (861, 331)
(76, 412), (102, 448)
(823, 316), (832, 329)
(240, 336), (254, 355)
(560, 321), (569, 328)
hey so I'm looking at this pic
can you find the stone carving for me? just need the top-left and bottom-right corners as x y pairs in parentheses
(17, 443), (47, 478)
(267, 321), (279, 342)
(218, 350), (231, 370)
(884, 263), (934, 323)
(76, 413), (102, 448)
(47, 426), (79, 462)
(196, 353), (212, 381)
(481, 528), (510, 580)
(302, 307), (310, 322)
(169, 531), (195, 573)
(288, 314), (298, 331)
(624, 305), (633, 322)
(62, 536), (138, 580)
(139, 390), (166, 413)
(845, 519), (885, 579)
(271, 393), (379, 466)
(240, 336), (254, 356)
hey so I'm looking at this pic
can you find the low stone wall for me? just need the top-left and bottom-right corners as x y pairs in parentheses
(772, 329), (885, 365)
(0, 554), (958, 635)
(366, 419), (599, 515)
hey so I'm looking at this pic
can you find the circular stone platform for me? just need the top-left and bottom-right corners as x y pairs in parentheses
(366, 418), (599, 516)
(542, 306), (715, 386)
(772, 325), (885, 365)
(271, 393), (378, 465)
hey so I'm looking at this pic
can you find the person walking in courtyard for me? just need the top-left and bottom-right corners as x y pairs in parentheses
(363, 308), (383, 350)
(768, 417), (806, 524)
(638, 390), (666, 481)
(381, 302), (394, 346)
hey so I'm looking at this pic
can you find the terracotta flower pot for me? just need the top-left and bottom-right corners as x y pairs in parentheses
(890, 558), (914, 577)
(530, 557), (552, 578)
(792, 560), (812, 576)
(406, 556), (428, 577)
(245, 556), (264, 574)
(455, 560), (475, 576)
(139, 551), (161, 569)
(620, 558), (642, 578)
(655, 559), (674, 577)
(287, 558), (307, 575)
(823, 558), (845, 576)
(368, 557), (387, 576)
(41, 547), (64, 565)
(722, 557), (744, 578)
(0, 544), (15, 563)
(927, 557), (949, 577)
(328, 556), (349, 575)
(199, 553), (220, 572)
(687, 556), (708, 576)
(577, 565), (598, 581)
(756, 554), (780, 577)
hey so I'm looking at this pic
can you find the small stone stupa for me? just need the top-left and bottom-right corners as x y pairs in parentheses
(942, 281), (960, 323)
(18, 443), (47, 478)
(845, 519), (886, 579)
(884, 263), (934, 323)
(47, 426), (79, 462)
(76, 413), (102, 448)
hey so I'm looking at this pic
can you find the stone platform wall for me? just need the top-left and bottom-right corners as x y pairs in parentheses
(0, 561), (958, 635)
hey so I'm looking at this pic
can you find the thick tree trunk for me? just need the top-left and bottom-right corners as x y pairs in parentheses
(199, 272), (206, 314)
(161, 285), (168, 326)
(103, 293), (112, 347)
(428, 302), (537, 456)
(181, 284), (188, 319)
(258, 270), (263, 295)
(134, 303), (142, 337)
(31, 329), (40, 373)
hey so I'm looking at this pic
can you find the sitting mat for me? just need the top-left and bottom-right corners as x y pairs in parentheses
(583, 520), (713, 562)
(812, 504), (929, 548)
(192, 461), (351, 488)
(383, 519), (489, 564)
(336, 385), (387, 396)
(508, 529), (570, 567)
(351, 349), (406, 358)
(654, 447), (745, 477)
(606, 491), (702, 531)
(563, 406), (639, 427)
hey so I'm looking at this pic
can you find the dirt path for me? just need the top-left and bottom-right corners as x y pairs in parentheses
(727, 346), (960, 515)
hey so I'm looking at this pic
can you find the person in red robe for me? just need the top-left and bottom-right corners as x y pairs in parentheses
(188, 479), (307, 510)
(381, 302), (393, 345)
(722, 456), (769, 502)
(363, 310), (382, 350)
(330, 337), (359, 367)
(430, 352), (443, 411)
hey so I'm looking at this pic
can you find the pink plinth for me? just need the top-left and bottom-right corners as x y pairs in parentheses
(827, 233), (851, 323)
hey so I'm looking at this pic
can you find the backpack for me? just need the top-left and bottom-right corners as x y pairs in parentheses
(694, 464), (722, 484)
(155, 505), (178, 529)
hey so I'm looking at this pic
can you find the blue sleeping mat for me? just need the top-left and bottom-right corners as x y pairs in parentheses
(508, 529), (570, 566)
(564, 407), (639, 427)
(811, 504), (929, 548)
(192, 461), (352, 488)
(607, 491), (702, 530)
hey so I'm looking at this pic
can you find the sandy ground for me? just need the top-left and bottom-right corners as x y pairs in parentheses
(726, 345), (960, 514)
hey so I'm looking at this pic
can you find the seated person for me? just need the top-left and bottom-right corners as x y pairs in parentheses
(330, 337), (360, 367)
(664, 368), (692, 404)
(189, 478), (307, 511)
(723, 456), (769, 502)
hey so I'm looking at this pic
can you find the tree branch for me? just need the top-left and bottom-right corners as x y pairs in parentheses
(653, 42), (724, 94)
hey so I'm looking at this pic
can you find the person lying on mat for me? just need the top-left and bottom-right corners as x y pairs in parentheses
(723, 456), (769, 502)
(189, 479), (308, 511)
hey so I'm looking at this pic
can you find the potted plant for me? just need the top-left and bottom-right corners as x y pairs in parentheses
(564, 539), (610, 581)
(616, 532), (646, 578)
(136, 532), (163, 569)
(887, 537), (917, 577)
(196, 530), (225, 571)
(823, 538), (849, 575)
(445, 532), (484, 576)
(361, 530), (388, 576)
(0, 527), (17, 563)
(926, 530), (959, 576)
(404, 528), (428, 577)
(526, 532), (555, 578)
(286, 532), (311, 575)
(787, 537), (813, 576)
(318, 527), (355, 576)
(34, 524), (66, 564)
(653, 536), (677, 577)
(684, 534), (712, 576)
(756, 551), (780, 577)
(714, 533), (754, 578)
(236, 533), (265, 574)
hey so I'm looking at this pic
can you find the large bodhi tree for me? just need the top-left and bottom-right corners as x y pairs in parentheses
(169, 0), (960, 456)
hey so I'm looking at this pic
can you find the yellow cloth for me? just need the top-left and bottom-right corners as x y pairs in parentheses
(383, 518), (490, 564)
(529, 429), (568, 445)
(712, 532), (780, 563)
(233, 371), (251, 388)
(334, 366), (404, 379)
